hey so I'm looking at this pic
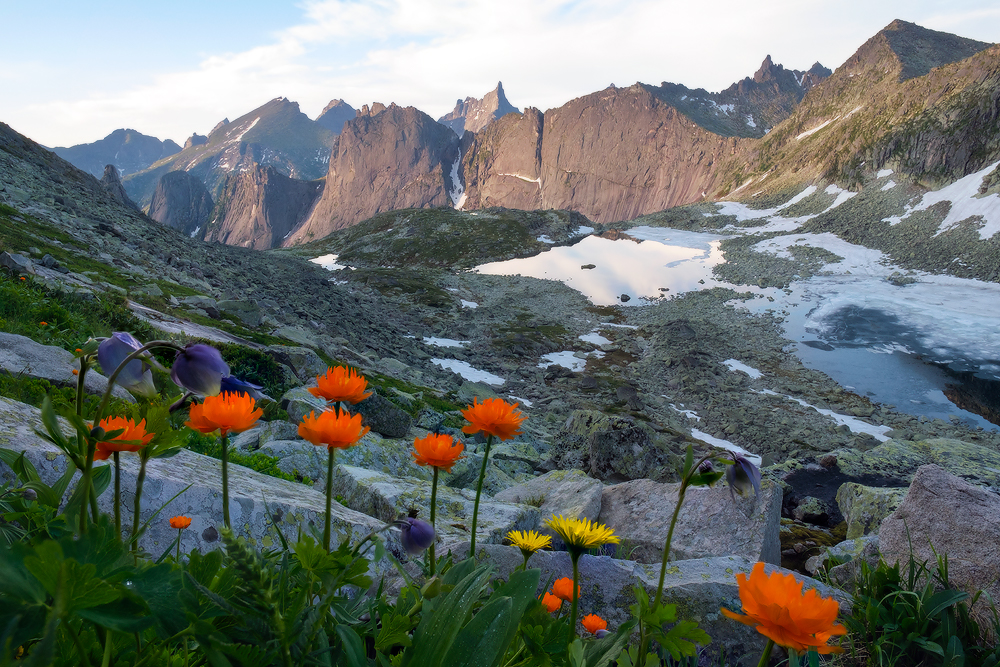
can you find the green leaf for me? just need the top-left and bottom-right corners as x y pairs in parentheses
(0, 450), (40, 483)
(926, 589), (968, 618)
(336, 624), (368, 667)
(375, 612), (415, 653)
(441, 596), (512, 667)
(76, 598), (152, 632)
(91, 463), (112, 496)
(38, 396), (69, 450)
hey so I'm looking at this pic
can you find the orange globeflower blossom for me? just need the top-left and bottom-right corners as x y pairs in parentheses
(93, 416), (155, 461)
(299, 410), (370, 450)
(551, 577), (579, 602)
(722, 562), (846, 654)
(540, 592), (562, 613)
(461, 398), (526, 441)
(169, 516), (192, 529)
(185, 391), (263, 435)
(581, 614), (607, 635)
(308, 366), (372, 404)
(412, 433), (464, 472)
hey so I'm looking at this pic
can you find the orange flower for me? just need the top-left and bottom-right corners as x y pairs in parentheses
(185, 391), (263, 436)
(39, 321), (47, 326)
(581, 613), (607, 635)
(308, 366), (372, 404)
(93, 416), (155, 461)
(169, 516), (192, 529)
(721, 562), (846, 653)
(72, 369), (79, 376)
(298, 410), (370, 450)
(412, 433), (464, 472)
(540, 592), (561, 613)
(551, 577), (579, 602)
(461, 398), (525, 441)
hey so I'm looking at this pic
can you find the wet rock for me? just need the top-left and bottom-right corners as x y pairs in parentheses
(598, 478), (783, 564)
(836, 482), (907, 539)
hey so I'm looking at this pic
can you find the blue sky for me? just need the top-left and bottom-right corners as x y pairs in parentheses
(2, 1), (998, 148)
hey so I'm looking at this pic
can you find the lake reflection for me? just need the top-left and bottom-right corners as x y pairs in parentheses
(476, 227), (733, 305)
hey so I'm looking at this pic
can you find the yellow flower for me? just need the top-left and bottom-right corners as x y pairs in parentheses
(544, 515), (619, 555)
(507, 529), (552, 555)
(412, 433), (464, 472)
(185, 391), (263, 436)
(721, 562), (846, 653)
(93, 416), (155, 461)
(308, 366), (372, 404)
(461, 398), (526, 441)
(298, 409), (370, 450)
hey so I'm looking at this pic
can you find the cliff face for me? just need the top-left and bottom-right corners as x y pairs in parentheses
(462, 86), (743, 223)
(204, 164), (322, 250)
(315, 99), (356, 134)
(99, 164), (139, 211)
(439, 82), (519, 136)
(284, 103), (459, 245)
(148, 171), (214, 238)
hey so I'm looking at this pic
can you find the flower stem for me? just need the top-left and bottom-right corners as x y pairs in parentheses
(131, 455), (147, 552)
(653, 481), (688, 609)
(429, 466), (439, 575)
(113, 451), (121, 536)
(221, 432), (230, 530)
(756, 639), (775, 667)
(468, 434), (493, 558)
(568, 555), (580, 647)
(176, 528), (182, 562)
(324, 447), (336, 551)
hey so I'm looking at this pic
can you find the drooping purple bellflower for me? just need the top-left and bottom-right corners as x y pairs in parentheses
(170, 344), (230, 396)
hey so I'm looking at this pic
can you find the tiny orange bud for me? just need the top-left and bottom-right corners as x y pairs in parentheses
(72, 369), (79, 376)
(39, 321), (47, 326)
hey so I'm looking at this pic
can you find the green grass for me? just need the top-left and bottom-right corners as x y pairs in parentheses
(184, 430), (310, 485)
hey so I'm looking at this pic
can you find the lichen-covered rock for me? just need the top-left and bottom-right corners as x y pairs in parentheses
(880, 464), (1000, 606)
(598, 478), (782, 564)
(554, 410), (679, 481)
(494, 469), (602, 533)
(265, 345), (329, 383)
(828, 438), (1000, 490)
(258, 420), (300, 446)
(331, 465), (538, 546)
(280, 386), (329, 423)
(792, 495), (830, 523)
(836, 482), (907, 539)
(446, 544), (850, 665)
(347, 391), (413, 439)
(444, 450), (521, 495)
(805, 534), (879, 578)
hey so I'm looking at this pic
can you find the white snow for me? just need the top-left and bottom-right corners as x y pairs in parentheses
(579, 332), (612, 346)
(461, 300), (478, 309)
(881, 160), (1000, 239)
(723, 359), (763, 379)
(690, 428), (762, 466)
(599, 322), (639, 329)
(310, 254), (347, 270)
(499, 172), (542, 186)
(755, 389), (891, 441)
(432, 358), (505, 386)
(669, 403), (700, 421)
(538, 351), (588, 372)
(825, 183), (857, 209)
(508, 395), (533, 407)
(574, 226), (595, 235)
(189, 226), (200, 238)
(423, 337), (468, 348)
(877, 169), (894, 178)
(796, 118), (836, 140)
(230, 117), (260, 143)
(745, 115), (757, 129)
(537, 235), (555, 244)
(881, 180), (897, 191)
(448, 157), (467, 210)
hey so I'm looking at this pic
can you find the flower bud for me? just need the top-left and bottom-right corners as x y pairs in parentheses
(21, 488), (37, 502)
(726, 454), (762, 500)
(170, 344), (230, 396)
(398, 517), (435, 554)
(97, 332), (157, 398)
(420, 576), (442, 599)
(595, 629), (610, 639)
(90, 426), (106, 440)
(220, 375), (270, 402)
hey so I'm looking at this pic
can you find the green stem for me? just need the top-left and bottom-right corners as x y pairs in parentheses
(653, 482), (688, 609)
(221, 432), (230, 530)
(468, 434), (493, 557)
(113, 452), (121, 537)
(429, 466), (439, 575)
(176, 528), (182, 562)
(131, 456), (147, 553)
(101, 629), (113, 667)
(568, 555), (580, 647)
(756, 639), (775, 667)
(324, 446), (335, 551)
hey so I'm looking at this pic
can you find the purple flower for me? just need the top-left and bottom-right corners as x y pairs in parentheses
(97, 332), (156, 398)
(398, 517), (435, 555)
(726, 454), (762, 500)
(170, 344), (229, 396)
(220, 375), (270, 402)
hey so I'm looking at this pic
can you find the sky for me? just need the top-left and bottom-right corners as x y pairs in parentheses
(2, 1), (998, 148)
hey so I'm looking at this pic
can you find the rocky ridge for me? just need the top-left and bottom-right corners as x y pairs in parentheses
(53, 128), (181, 178)
(438, 81), (519, 137)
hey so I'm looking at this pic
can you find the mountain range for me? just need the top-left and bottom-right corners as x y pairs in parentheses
(43, 20), (1000, 254)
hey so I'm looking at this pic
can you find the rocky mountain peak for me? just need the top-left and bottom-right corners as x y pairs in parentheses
(753, 55), (777, 83)
(99, 164), (138, 211)
(316, 99), (356, 134)
(184, 133), (208, 149)
(52, 129), (182, 179)
(210, 119), (230, 135)
(438, 81), (520, 137)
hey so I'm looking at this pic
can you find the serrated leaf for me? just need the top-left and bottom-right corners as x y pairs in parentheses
(375, 612), (415, 652)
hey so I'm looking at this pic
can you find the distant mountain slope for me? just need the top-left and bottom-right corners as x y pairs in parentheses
(438, 82), (519, 137)
(53, 129), (181, 178)
(315, 99), (356, 134)
(123, 97), (335, 207)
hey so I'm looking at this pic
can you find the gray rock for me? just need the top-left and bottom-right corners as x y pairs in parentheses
(265, 345), (329, 383)
(446, 544), (850, 665)
(258, 420), (300, 446)
(828, 437), (1000, 490)
(880, 464), (1000, 606)
(332, 465), (538, 546)
(230, 425), (262, 451)
(792, 495), (830, 523)
(495, 469), (603, 533)
(598, 478), (782, 565)
(280, 386), (329, 423)
(217, 299), (263, 327)
(0, 251), (35, 275)
(836, 483), (907, 539)
(457, 381), (501, 405)
(557, 410), (679, 481)
(445, 451), (520, 495)
(805, 534), (879, 579)
(0, 333), (133, 401)
(179, 295), (218, 310)
(348, 391), (413, 439)
(0, 397), (393, 561)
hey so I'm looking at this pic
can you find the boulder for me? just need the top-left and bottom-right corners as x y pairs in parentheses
(280, 386), (329, 423)
(557, 410), (679, 481)
(444, 450), (521, 495)
(331, 465), (538, 546)
(217, 299), (263, 327)
(0, 333), (134, 401)
(265, 345), (329, 383)
(448, 544), (850, 666)
(257, 420), (300, 446)
(456, 381), (501, 404)
(347, 391), (413, 439)
(827, 438), (1000, 490)
(836, 483), (907, 539)
(494, 469), (603, 532)
(0, 397), (393, 561)
(0, 251), (35, 275)
(880, 464), (1000, 606)
(598, 478), (782, 564)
